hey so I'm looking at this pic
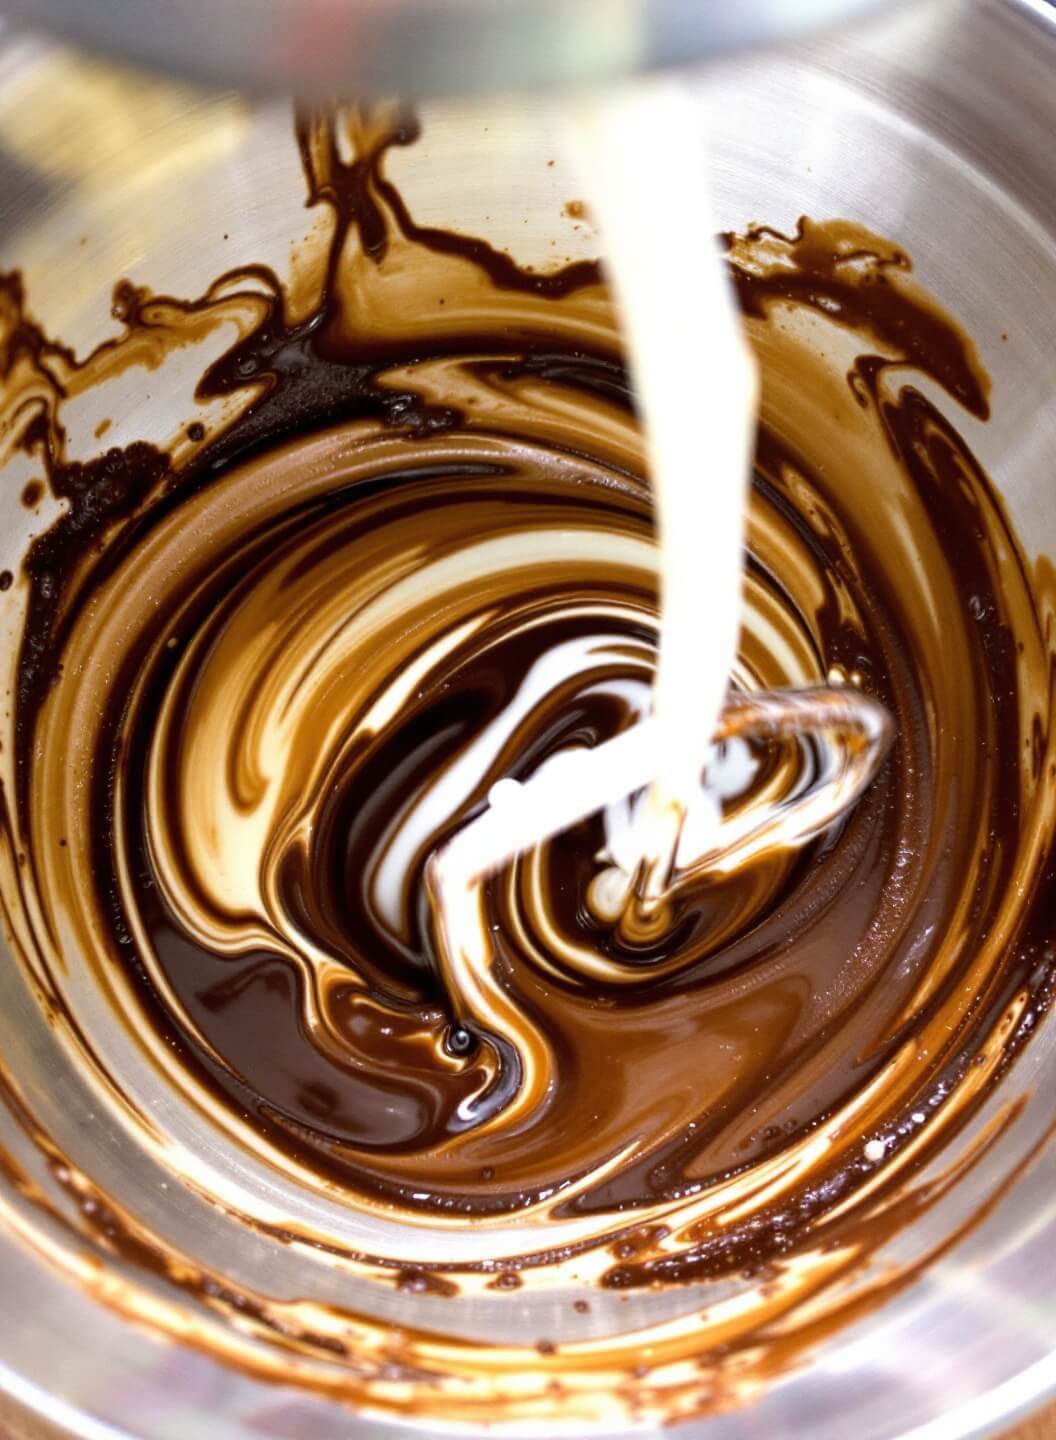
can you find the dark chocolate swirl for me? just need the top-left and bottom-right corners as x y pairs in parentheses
(0, 103), (1052, 1425)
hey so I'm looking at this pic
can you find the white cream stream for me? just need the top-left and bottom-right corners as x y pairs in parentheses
(424, 85), (895, 1099)
(430, 81), (885, 926)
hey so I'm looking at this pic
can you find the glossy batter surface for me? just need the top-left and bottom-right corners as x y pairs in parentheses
(0, 107), (1052, 1424)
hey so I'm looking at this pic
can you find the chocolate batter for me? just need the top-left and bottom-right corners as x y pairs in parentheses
(0, 104), (1053, 1424)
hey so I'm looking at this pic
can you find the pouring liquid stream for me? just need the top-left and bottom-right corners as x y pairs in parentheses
(569, 83), (758, 906)
(428, 82), (894, 996)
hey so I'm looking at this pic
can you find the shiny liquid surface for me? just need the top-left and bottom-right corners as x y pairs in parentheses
(0, 102), (1053, 1426)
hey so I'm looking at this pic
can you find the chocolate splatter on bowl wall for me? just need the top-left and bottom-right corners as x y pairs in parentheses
(0, 98), (1053, 1431)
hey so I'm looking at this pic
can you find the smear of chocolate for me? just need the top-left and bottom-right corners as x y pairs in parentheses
(0, 105), (1052, 1426)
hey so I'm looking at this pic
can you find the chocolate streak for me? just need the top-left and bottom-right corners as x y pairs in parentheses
(0, 105), (1053, 1424)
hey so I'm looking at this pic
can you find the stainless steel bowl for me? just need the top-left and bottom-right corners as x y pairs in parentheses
(0, 1), (1055, 1436)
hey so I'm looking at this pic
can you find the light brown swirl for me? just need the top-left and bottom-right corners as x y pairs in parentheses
(0, 105), (1051, 1428)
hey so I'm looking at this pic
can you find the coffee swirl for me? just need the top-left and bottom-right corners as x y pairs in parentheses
(0, 105), (1052, 1424)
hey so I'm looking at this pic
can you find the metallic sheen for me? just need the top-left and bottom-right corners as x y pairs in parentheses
(0, 0), (1054, 1436)
(0, 0), (894, 97)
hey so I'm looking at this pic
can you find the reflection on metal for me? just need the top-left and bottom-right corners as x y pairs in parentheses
(0, 0), (895, 97)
